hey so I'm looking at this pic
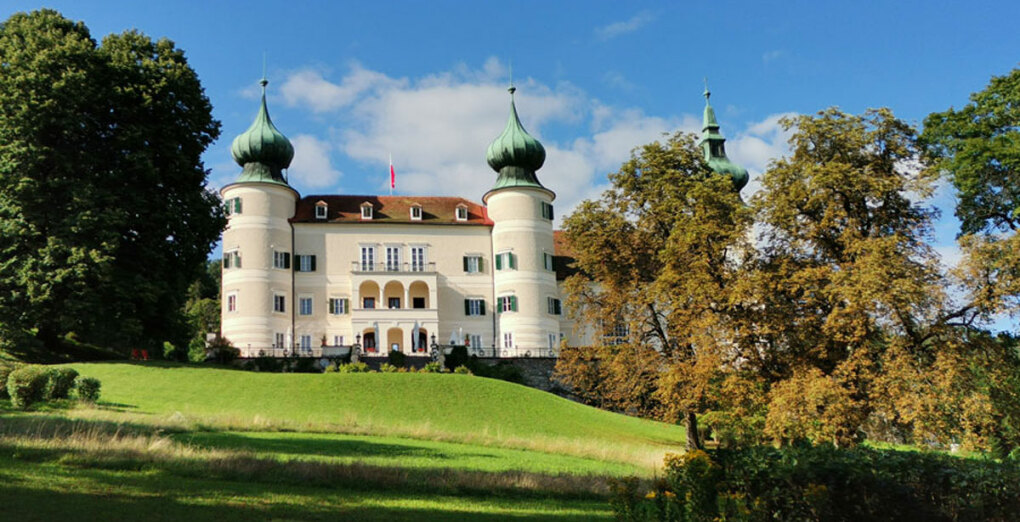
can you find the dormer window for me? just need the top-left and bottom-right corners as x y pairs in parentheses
(315, 201), (328, 220)
(360, 202), (373, 220)
(455, 204), (468, 221)
(410, 204), (422, 221)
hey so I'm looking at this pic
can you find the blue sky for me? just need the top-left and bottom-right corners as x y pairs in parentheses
(5, 1), (1020, 328)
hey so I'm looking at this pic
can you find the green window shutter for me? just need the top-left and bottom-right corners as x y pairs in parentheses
(343, 298), (350, 314)
(478, 257), (484, 273)
(311, 255), (317, 271)
(222, 253), (230, 269)
(234, 197), (242, 214)
(328, 298), (335, 315)
(464, 299), (470, 315)
(555, 299), (561, 315)
(284, 253), (291, 269)
(236, 253), (241, 268)
(495, 254), (503, 270)
(480, 301), (486, 315)
(510, 295), (518, 312)
(293, 255), (299, 271)
(463, 256), (468, 271)
(509, 253), (517, 269)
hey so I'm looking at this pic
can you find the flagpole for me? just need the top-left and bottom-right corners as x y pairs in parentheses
(388, 153), (393, 195)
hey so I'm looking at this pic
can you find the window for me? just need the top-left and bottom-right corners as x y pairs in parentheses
(497, 295), (518, 313)
(273, 251), (291, 269)
(410, 246), (425, 272)
(299, 335), (311, 351)
(388, 297), (401, 309)
(385, 246), (400, 271)
(543, 252), (554, 271)
(468, 334), (482, 349)
(603, 323), (630, 346)
(456, 205), (468, 221)
(410, 205), (422, 220)
(299, 297), (313, 316)
(332, 335), (345, 346)
(363, 297), (375, 309)
(360, 246), (375, 271)
(223, 250), (241, 269)
(548, 333), (557, 351)
(361, 203), (373, 219)
(547, 297), (562, 315)
(273, 294), (286, 313)
(465, 298), (486, 316)
(541, 201), (554, 220)
(463, 255), (483, 273)
(495, 251), (516, 271)
(315, 203), (327, 219)
(226, 293), (237, 313)
(503, 332), (514, 349)
(275, 332), (285, 349)
(412, 297), (426, 309)
(296, 254), (316, 272)
(225, 197), (242, 216)
(328, 297), (349, 315)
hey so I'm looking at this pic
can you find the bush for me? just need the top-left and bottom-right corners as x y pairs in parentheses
(444, 345), (469, 370)
(471, 360), (524, 384)
(0, 361), (22, 399)
(388, 350), (406, 367)
(379, 363), (400, 373)
(75, 376), (102, 403)
(7, 365), (50, 409)
(333, 362), (371, 373)
(187, 336), (207, 363)
(612, 445), (1020, 521)
(45, 367), (79, 399)
(207, 336), (239, 364)
(453, 365), (472, 375)
(421, 361), (444, 373)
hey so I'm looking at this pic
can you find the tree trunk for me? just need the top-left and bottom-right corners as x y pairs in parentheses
(685, 410), (703, 450)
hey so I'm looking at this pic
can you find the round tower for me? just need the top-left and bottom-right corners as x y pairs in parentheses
(483, 86), (561, 356)
(220, 79), (299, 355)
(700, 83), (749, 192)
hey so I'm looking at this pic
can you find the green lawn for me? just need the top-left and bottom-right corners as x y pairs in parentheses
(0, 361), (687, 520)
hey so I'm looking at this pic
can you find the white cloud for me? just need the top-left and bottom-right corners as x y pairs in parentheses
(727, 112), (797, 198)
(280, 64), (404, 113)
(289, 134), (343, 189)
(762, 50), (786, 65)
(595, 11), (656, 40)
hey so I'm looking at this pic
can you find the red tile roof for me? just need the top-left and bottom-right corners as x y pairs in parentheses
(552, 230), (579, 281)
(292, 195), (493, 225)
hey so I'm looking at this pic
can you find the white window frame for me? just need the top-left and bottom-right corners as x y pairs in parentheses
(503, 332), (514, 349)
(385, 245), (401, 272)
(297, 254), (314, 272)
(299, 296), (313, 316)
(547, 297), (562, 315)
(332, 335), (345, 346)
(275, 332), (286, 350)
(455, 205), (468, 221)
(360, 245), (375, 271)
(273, 293), (286, 313)
(315, 203), (328, 219)
(495, 251), (516, 271)
(410, 205), (422, 221)
(548, 333), (557, 351)
(464, 254), (481, 273)
(410, 245), (426, 272)
(541, 201), (554, 220)
(226, 292), (237, 313)
(299, 335), (312, 351)
(543, 252), (554, 271)
(223, 249), (241, 269)
(466, 298), (484, 316)
(273, 251), (290, 270)
(329, 297), (348, 315)
(468, 334), (481, 349)
(361, 203), (373, 219)
(497, 294), (517, 313)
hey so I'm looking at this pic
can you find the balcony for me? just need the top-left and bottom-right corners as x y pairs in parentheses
(352, 261), (435, 273)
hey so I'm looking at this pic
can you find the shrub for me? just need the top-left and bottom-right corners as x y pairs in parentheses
(75, 376), (102, 403)
(335, 362), (371, 373)
(0, 361), (22, 399)
(379, 363), (400, 373)
(444, 345), (469, 370)
(45, 367), (79, 399)
(421, 361), (444, 373)
(207, 336), (239, 365)
(471, 361), (524, 384)
(187, 336), (207, 363)
(612, 445), (1020, 521)
(388, 350), (406, 367)
(7, 365), (50, 409)
(453, 365), (472, 375)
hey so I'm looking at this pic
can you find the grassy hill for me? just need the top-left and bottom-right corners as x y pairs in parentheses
(0, 361), (687, 519)
(68, 361), (684, 467)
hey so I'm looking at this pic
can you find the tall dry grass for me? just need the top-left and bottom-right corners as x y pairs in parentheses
(0, 416), (623, 497)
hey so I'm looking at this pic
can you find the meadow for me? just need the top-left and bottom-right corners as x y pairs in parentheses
(0, 362), (688, 520)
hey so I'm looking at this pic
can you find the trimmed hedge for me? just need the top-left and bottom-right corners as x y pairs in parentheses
(0, 361), (22, 399)
(7, 365), (50, 409)
(75, 376), (101, 403)
(612, 445), (1020, 521)
(45, 367), (79, 399)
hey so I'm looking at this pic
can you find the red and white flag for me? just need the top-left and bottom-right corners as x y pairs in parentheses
(389, 154), (396, 191)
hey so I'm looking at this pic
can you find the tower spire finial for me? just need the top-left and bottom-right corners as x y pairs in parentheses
(703, 77), (710, 102)
(260, 53), (268, 92)
(508, 60), (515, 95)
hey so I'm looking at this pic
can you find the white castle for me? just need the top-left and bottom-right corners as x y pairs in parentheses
(219, 80), (746, 359)
(220, 80), (578, 358)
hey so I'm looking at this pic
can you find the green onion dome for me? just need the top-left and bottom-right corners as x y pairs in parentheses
(230, 79), (294, 184)
(700, 85), (748, 192)
(486, 86), (548, 191)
